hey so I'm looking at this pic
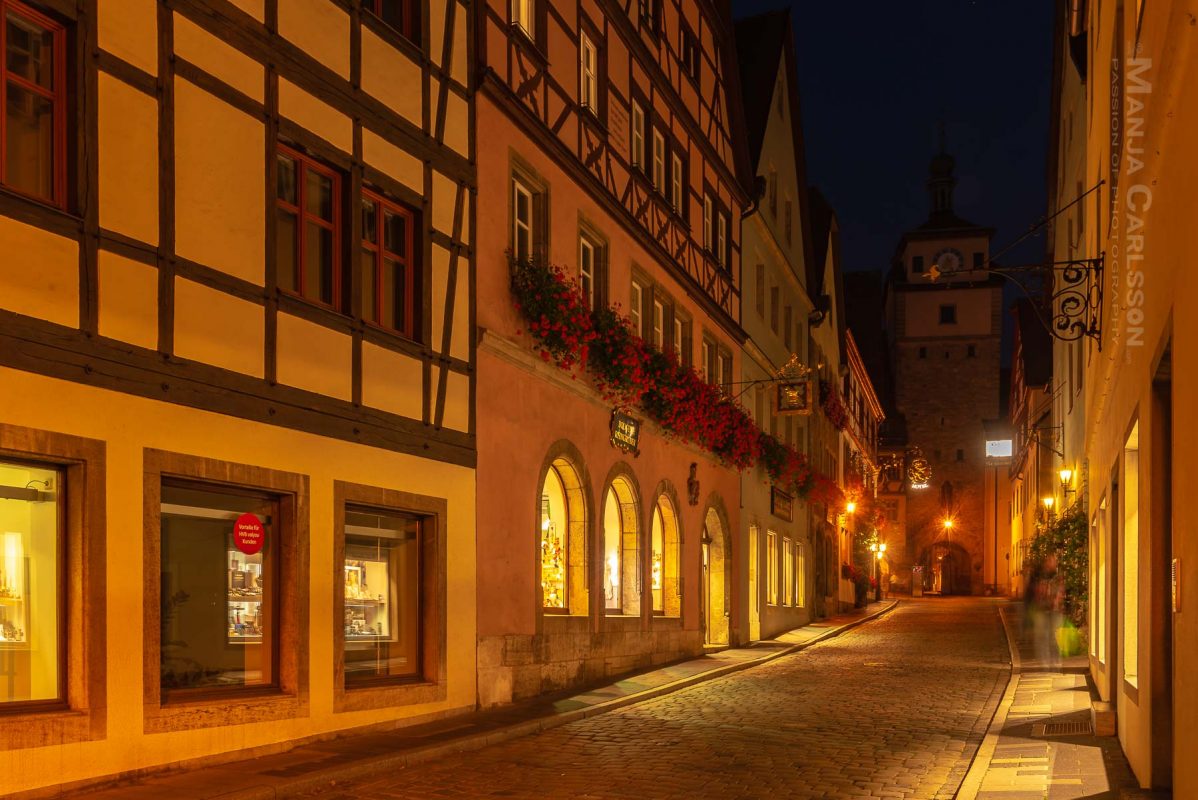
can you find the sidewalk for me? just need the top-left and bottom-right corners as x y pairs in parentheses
(66, 600), (899, 800)
(956, 605), (1149, 800)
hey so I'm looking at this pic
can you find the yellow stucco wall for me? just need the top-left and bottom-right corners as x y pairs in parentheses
(0, 367), (477, 795)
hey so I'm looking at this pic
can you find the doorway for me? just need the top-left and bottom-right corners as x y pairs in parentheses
(702, 507), (728, 646)
(748, 524), (760, 641)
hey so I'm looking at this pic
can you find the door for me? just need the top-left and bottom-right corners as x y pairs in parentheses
(748, 525), (760, 641)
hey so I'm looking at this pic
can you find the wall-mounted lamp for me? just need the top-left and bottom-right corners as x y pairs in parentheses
(846, 501), (857, 514)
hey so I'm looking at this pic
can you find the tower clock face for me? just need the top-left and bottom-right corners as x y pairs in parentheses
(933, 248), (964, 274)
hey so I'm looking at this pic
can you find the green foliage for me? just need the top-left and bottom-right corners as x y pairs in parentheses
(1030, 502), (1089, 627)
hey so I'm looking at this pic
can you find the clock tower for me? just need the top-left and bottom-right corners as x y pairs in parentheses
(884, 147), (1002, 595)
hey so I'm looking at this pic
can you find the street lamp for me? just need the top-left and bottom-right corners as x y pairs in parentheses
(869, 541), (887, 601)
(942, 518), (954, 531)
(846, 501), (857, 515)
(1042, 495), (1056, 521)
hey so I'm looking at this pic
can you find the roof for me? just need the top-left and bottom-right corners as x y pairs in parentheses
(733, 10), (789, 168)
(806, 186), (834, 293)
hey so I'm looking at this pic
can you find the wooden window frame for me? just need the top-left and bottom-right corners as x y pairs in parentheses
(362, 0), (420, 45)
(680, 24), (700, 84)
(579, 29), (598, 116)
(0, 425), (105, 751)
(783, 536), (793, 606)
(142, 450), (310, 734)
(630, 278), (644, 338)
(670, 151), (684, 214)
(512, 0), (534, 40)
(630, 100), (645, 170)
(361, 188), (419, 341)
(276, 144), (345, 313)
(512, 177), (534, 262)
(651, 127), (666, 194)
(651, 296), (665, 350)
(332, 481), (446, 713)
(702, 193), (713, 251)
(766, 530), (778, 606)
(0, 0), (69, 210)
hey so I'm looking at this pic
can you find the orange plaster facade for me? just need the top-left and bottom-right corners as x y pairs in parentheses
(473, 0), (752, 704)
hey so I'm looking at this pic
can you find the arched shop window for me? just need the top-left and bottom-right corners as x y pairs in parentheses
(602, 476), (640, 615)
(539, 457), (587, 614)
(651, 495), (681, 616)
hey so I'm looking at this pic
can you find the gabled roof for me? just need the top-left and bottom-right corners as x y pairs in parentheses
(734, 10), (790, 168)
(806, 186), (834, 294)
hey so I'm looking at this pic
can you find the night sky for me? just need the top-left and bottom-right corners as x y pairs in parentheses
(733, 0), (1056, 275)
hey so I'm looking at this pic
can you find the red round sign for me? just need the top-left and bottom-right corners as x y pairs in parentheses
(233, 512), (265, 555)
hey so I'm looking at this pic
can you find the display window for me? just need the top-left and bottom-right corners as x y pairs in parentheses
(159, 481), (279, 696)
(602, 476), (639, 616)
(0, 459), (63, 709)
(650, 495), (681, 617)
(343, 506), (421, 684)
(539, 466), (568, 612)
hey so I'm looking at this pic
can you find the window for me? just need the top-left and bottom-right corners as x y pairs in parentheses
(770, 286), (779, 332)
(652, 298), (665, 350)
(651, 128), (665, 193)
(630, 102), (645, 169)
(670, 153), (684, 212)
(784, 199), (793, 246)
(362, 0), (419, 42)
(783, 537), (794, 606)
(783, 305), (792, 349)
(918, 346), (927, 359)
(637, 0), (659, 34)
(0, 0), (67, 208)
(577, 232), (603, 311)
(512, 177), (535, 262)
(768, 168), (777, 216)
(361, 190), (417, 338)
(277, 146), (342, 309)
(702, 194), (713, 251)
(512, 0), (533, 38)
(579, 31), (598, 113)
(796, 542), (807, 608)
(343, 506), (422, 683)
(715, 210), (727, 269)
(912, 255), (924, 273)
(680, 26), (699, 81)
(630, 280), (644, 338)
(717, 350), (732, 389)
(967, 344), (977, 358)
(1123, 424), (1140, 688)
(651, 497), (680, 615)
(672, 315), (690, 365)
(0, 458), (63, 707)
(700, 339), (711, 382)
(766, 531), (778, 605)
(603, 478), (639, 615)
(939, 304), (957, 324)
(160, 481), (280, 695)
(973, 252), (984, 269)
(755, 264), (765, 318)
(956, 449), (964, 462)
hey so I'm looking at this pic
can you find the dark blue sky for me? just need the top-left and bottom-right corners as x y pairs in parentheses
(733, 0), (1056, 273)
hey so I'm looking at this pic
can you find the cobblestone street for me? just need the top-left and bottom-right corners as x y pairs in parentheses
(312, 598), (1010, 800)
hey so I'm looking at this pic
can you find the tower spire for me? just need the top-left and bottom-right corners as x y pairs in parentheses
(927, 125), (956, 217)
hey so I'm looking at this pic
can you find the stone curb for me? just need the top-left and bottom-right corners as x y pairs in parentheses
(197, 600), (902, 800)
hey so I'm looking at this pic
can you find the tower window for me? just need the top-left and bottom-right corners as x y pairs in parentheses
(973, 252), (985, 268)
(939, 304), (957, 324)
(967, 344), (976, 357)
(912, 255), (924, 273)
(956, 449), (965, 462)
(918, 346), (927, 359)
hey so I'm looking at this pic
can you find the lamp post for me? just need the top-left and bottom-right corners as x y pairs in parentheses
(869, 541), (887, 602)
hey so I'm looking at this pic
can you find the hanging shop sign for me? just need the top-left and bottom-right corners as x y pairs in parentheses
(610, 411), (641, 455)
(233, 512), (265, 555)
(770, 487), (794, 521)
(906, 447), (931, 490)
(774, 354), (814, 416)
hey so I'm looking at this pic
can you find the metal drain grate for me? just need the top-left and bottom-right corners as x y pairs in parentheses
(1032, 721), (1093, 737)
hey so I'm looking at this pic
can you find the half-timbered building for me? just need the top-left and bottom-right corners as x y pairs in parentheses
(473, 0), (753, 704)
(0, 0), (474, 792)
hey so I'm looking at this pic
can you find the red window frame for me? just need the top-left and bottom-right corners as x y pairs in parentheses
(0, 0), (68, 209)
(363, 0), (418, 43)
(276, 144), (343, 311)
(360, 188), (417, 340)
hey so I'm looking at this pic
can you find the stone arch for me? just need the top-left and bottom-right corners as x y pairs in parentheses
(600, 462), (642, 616)
(918, 540), (973, 595)
(535, 440), (592, 617)
(701, 493), (732, 646)
(650, 479), (684, 617)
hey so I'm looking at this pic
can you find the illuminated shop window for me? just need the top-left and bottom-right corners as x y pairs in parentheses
(540, 466), (569, 611)
(651, 496), (681, 616)
(1, 0), (67, 208)
(0, 459), (62, 707)
(766, 530), (778, 605)
(603, 477), (639, 615)
(343, 506), (421, 684)
(783, 537), (794, 606)
(160, 482), (278, 695)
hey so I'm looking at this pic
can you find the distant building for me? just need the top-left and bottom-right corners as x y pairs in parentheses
(884, 148), (1003, 595)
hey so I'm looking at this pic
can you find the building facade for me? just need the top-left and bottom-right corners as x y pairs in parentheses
(1045, 0), (1193, 791)
(472, 0), (754, 705)
(885, 152), (1002, 596)
(733, 9), (819, 641)
(0, 0), (475, 794)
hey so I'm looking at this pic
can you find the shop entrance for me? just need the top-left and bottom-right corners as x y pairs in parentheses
(702, 507), (728, 646)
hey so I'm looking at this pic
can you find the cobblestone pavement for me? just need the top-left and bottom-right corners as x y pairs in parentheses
(312, 598), (1010, 800)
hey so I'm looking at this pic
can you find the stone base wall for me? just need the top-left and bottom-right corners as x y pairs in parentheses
(477, 617), (704, 707)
